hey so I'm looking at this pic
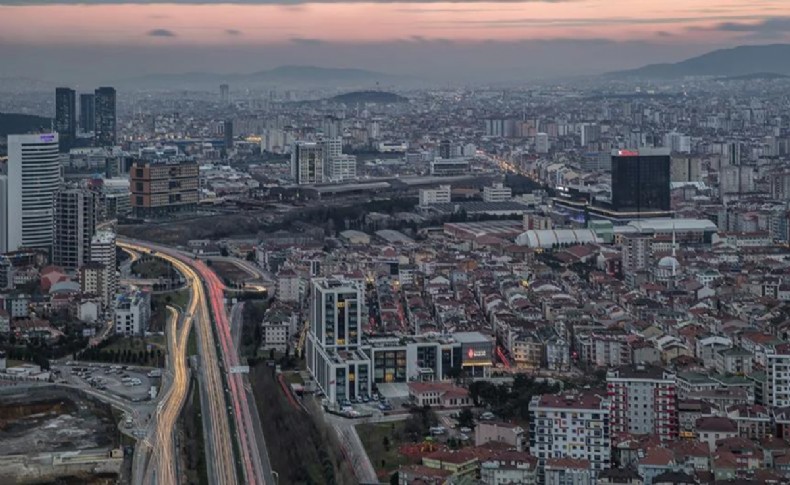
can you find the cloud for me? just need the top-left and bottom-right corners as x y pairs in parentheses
(433, 14), (770, 29)
(147, 28), (176, 37)
(0, 0), (581, 3)
(656, 31), (673, 37)
(290, 37), (324, 45)
(225, 29), (242, 36)
(710, 16), (790, 33)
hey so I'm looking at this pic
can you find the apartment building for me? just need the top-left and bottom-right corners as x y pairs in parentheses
(607, 365), (678, 443)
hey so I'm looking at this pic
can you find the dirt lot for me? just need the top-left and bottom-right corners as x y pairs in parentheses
(118, 211), (274, 245)
(0, 387), (117, 456)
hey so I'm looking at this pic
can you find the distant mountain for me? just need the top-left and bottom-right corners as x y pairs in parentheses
(608, 44), (790, 79)
(0, 112), (51, 137)
(118, 65), (395, 89)
(718, 72), (790, 81)
(327, 90), (408, 104)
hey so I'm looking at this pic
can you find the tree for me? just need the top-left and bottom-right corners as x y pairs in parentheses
(382, 435), (390, 452)
(457, 408), (475, 430)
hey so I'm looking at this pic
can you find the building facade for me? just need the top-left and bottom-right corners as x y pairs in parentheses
(291, 141), (324, 185)
(610, 148), (671, 214)
(130, 159), (199, 218)
(607, 365), (678, 443)
(53, 188), (98, 270)
(90, 230), (118, 310)
(114, 290), (151, 335)
(0, 133), (61, 253)
(55, 87), (77, 152)
(94, 87), (117, 147)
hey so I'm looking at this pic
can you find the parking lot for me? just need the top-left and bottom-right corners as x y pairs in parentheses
(59, 362), (159, 402)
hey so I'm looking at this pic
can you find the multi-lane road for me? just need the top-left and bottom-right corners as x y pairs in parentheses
(120, 239), (273, 485)
(119, 240), (239, 485)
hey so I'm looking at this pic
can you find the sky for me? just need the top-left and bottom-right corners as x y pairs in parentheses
(1, 0), (790, 84)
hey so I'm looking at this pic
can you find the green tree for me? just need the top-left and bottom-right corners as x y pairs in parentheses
(457, 408), (475, 430)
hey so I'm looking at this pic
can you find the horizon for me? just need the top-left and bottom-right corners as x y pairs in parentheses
(2, 0), (790, 84)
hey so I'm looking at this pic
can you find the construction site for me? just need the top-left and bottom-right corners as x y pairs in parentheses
(0, 385), (123, 484)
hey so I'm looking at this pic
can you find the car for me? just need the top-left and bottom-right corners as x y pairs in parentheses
(480, 411), (495, 420)
(459, 433), (470, 441)
(460, 427), (472, 434)
(362, 395), (370, 403)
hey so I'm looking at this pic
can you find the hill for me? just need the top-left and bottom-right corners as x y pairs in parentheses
(118, 65), (393, 89)
(327, 90), (408, 104)
(0, 112), (51, 137)
(608, 44), (790, 79)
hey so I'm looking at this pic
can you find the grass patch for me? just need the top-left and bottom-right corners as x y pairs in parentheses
(210, 260), (250, 285)
(356, 421), (418, 476)
(149, 289), (191, 332)
(131, 258), (173, 279)
(183, 378), (209, 485)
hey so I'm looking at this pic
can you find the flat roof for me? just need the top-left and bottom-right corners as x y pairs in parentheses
(453, 331), (493, 344)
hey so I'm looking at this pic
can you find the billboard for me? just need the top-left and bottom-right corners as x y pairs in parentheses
(461, 342), (493, 367)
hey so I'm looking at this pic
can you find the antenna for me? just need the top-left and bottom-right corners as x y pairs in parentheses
(671, 221), (677, 277)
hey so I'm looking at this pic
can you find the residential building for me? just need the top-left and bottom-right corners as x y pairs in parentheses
(766, 345), (790, 407)
(480, 451), (538, 485)
(305, 277), (370, 403)
(529, 391), (611, 480)
(715, 346), (753, 375)
(53, 188), (98, 270)
(291, 141), (324, 185)
(55, 87), (76, 152)
(114, 290), (151, 336)
(621, 234), (652, 274)
(94, 87), (116, 147)
(475, 421), (527, 451)
(130, 159), (199, 218)
(545, 458), (593, 485)
(535, 133), (550, 154)
(607, 365), (678, 443)
(407, 381), (472, 408)
(419, 185), (452, 206)
(0, 133), (61, 253)
(276, 269), (302, 302)
(90, 230), (117, 310)
(696, 416), (738, 452)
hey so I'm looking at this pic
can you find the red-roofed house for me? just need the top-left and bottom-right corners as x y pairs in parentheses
(545, 458), (591, 485)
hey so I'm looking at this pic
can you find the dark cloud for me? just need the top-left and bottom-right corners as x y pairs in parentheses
(656, 31), (673, 37)
(147, 28), (177, 37)
(711, 16), (790, 33)
(290, 37), (324, 45)
(433, 14), (769, 29)
(225, 29), (242, 35)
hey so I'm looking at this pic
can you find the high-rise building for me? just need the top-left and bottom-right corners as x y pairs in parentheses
(94, 87), (117, 147)
(535, 133), (549, 154)
(607, 365), (678, 443)
(323, 116), (343, 139)
(327, 155), (357, 182)
(670, 157), (701, 183)
(727, 141), (742, 166)
(0, 133), (61, 253)
(219, 84), (229, 105)
(580, 123), (601, 146)
(610, 148), (671, 214)
(53, 188), (98, 270)
(621, 233), (652, 274)
(90, 230), (118, 310)
(129, 159), (199, 218)
(55, 87), (77, 152)
(80, 93), (95, 134)
(439, 139), (452, 159)
(305, 278), (369, 403)
(767, 345), (790, 408)
(223, 120), (234, 150)
(291, 141), (324, 185)
(483, 183), (512, 203)
(529, 391), (611, 481)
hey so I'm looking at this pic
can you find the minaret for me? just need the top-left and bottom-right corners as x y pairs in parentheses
(671, 221), (677, 278)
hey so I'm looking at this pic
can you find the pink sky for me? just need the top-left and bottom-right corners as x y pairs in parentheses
(1, 0), (789, 45)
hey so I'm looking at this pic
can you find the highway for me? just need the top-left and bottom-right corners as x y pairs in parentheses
(119, 240), (239, 485)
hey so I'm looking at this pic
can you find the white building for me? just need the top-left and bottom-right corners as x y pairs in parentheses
(535, 133), (549, 154)
(529, 391), (611, 480)
(0, 133), (62, 253)
(766, 346), (790, 407)
(90, 230), (118, 310)
(419, 185), (451, 206)
(607, 365), (678, 443)
(276, 269), (302, 302)
(291, 141), (324, 185)
(114, 290), (151, 336)
(262, 311), (298, 352)
(327, 154), (357, 182)
(483, 183), (512, 203)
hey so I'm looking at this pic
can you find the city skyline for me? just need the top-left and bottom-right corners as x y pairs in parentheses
(2, 0), (790, 82)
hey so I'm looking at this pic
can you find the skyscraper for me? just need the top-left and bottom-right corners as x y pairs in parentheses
(55, 87), (76, 152)
(94, 87), (117, 147)
(219, 84), (229, 105)
(291, 141), (324, 185)
(80, 93), (95, 134)
(0, 133), (61, 253)
(610, 148), (671, 214)
(439, 139), (452, 159)
(53, 188), (98, 270)
(223, 120), (234, 150)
